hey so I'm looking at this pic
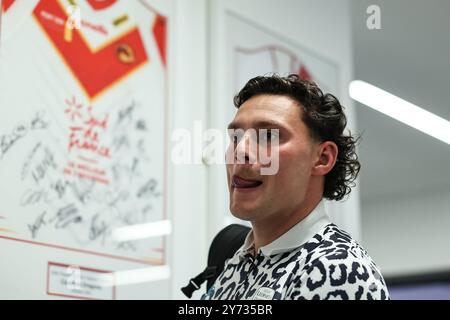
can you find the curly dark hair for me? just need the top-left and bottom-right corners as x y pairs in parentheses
(233, 74), (360, 201)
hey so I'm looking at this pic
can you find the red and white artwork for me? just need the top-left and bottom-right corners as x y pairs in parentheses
(0, 0), (169, 274)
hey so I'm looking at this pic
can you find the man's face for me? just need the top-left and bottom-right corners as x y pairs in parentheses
(226, 94), (318, 223)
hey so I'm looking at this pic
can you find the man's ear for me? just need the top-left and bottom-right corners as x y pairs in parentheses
(311, 141), (338, 176)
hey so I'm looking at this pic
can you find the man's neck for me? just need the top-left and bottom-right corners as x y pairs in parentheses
(251, 197), (322, 255)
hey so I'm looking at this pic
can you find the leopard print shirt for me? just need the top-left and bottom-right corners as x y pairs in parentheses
(201, 223), (389, 300)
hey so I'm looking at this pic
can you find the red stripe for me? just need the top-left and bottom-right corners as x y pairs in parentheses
(152, 14), (167, 68)
(2, 0), (14, 13)
(0, 235), (163, 265)
(299, 65), (312, 81)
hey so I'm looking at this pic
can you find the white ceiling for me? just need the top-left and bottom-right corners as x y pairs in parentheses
(351, 0), (450, 203)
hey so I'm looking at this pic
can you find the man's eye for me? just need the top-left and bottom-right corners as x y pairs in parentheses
(259, 129), (278, 142)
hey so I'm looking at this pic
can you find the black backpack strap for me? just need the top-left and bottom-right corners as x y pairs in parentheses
(181, 266), (217, 298)
(181, 223), (251, 298)
(206, 224), (251, 291)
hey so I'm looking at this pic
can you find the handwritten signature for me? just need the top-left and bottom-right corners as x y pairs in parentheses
(21, 144), (57, 184)
(88, 213), (109, 243)
(0, 111), (49, 161)
(115, 100), (136, 128)
(20, 188), (54, 206)
(53, 204), (83, 229)
(11, 101), (165, 255)
(21, 142), (42, 180)
(26, 204), (82, 239)
(136, 178), (160, 198)
(27, 211), (47, 239)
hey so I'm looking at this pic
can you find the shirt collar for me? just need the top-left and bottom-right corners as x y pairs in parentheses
(240, 199), (331, 257)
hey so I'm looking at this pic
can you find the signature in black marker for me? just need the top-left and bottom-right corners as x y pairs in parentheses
(136, 178), (161, 198)
(53, 204), (82, 229)
(0, 110), (49, 161)
(27, 211), (47, 239)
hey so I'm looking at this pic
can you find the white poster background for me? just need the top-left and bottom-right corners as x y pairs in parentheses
(0, 0), (171, 299)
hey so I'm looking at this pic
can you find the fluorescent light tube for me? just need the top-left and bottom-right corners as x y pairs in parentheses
(349, 80), (450, 145)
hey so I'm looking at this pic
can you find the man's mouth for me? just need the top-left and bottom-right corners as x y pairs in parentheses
(232, 175), (263, 189)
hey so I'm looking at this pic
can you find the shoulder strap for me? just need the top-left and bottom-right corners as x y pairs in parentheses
(181, 223), (251, 298)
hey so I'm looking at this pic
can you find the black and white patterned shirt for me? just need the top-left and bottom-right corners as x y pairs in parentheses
(201, 200), (389, 300)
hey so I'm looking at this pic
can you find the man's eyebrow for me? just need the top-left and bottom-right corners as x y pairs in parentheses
(253, 120), (285, 129)
(227, 120), (286, 130)
(227, 121), (239, 130)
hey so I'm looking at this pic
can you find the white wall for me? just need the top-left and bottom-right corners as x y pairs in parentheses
(169, 0), (209, 299)
(361, 186), (450, 277)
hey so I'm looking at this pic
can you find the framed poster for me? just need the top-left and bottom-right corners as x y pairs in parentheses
(0, 0), (171, 299)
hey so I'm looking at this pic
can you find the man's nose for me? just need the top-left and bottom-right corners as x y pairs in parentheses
(235, 133), (257, 164)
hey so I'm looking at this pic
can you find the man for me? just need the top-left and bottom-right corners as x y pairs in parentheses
(202, 74), (389, 300)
